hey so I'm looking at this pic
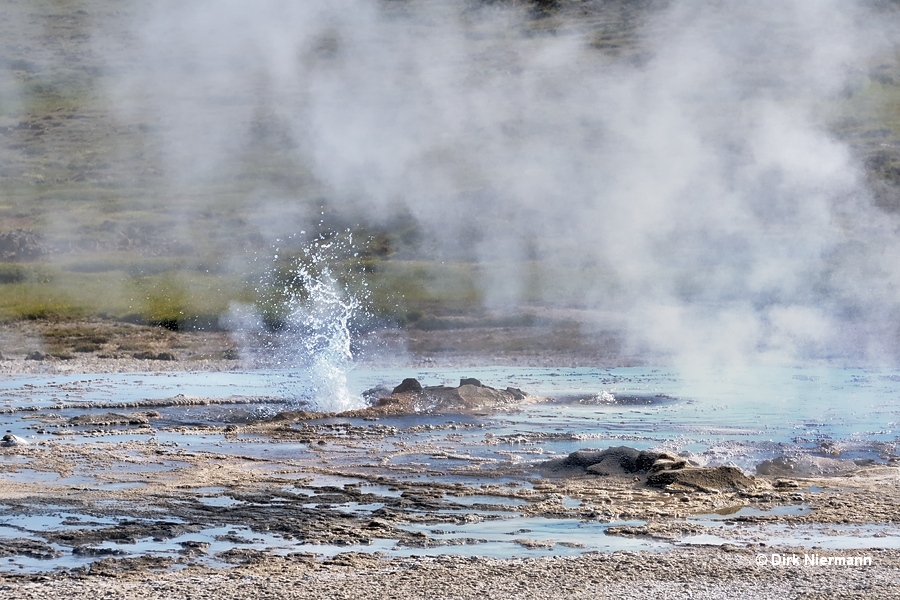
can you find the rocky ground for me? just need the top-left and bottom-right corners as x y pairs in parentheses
(0, 433), (898, 599)
(0, 324), (897, 598)
(6, 548), (900, 600)
(0, 317), (636, 374)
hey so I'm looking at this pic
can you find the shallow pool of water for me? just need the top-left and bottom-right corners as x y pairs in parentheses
(401, 516), (667, 556)
(679, 522), (900, 550)
(0, 365), (898, 572)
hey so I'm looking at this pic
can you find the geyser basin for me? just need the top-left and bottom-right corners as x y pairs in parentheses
(2, 365), (899, 463)
(0, 365), (898, 573)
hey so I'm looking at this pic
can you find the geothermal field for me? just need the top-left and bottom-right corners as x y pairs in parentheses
(2, 1), (900, 598)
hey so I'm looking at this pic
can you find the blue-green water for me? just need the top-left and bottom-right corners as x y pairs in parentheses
(2, 366), (897, 464)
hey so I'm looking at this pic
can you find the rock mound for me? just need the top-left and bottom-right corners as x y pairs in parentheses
(544, 446), (757, 493)
(391, 378), (423, 394)
(560, 446), (669, 474)
(646, 465), (756, 493)
(349, 378), (533, 416)
(546, 446), (680, 475)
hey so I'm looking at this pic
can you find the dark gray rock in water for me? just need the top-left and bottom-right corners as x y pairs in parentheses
(755, 456), (798, 476)
(756, 455), (861, 477)
(392, 378), (423, 394)
(542, 445), (756, 492)
(561, 446), (663, 473)
(1, 433), (28, 446)
(646, 465), (756, 492)
(421, 383), (524, 411)
(506, 387), (527, 400)
(350, 379), (537, 416)
(72, 546), (126, 557)
(178, 540), (211, 556)
(68, 412), (151, 427)
(25, 351), (45, 361)
(561, 448), (623, 469)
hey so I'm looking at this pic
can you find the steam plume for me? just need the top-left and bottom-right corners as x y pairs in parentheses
(101, 0), (900, 365)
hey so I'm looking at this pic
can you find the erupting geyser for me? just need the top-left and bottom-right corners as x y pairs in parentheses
(225, 231), (370, 412)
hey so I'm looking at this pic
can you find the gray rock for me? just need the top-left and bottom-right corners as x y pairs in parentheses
(565, 448), (629, 469)
(646, 466), (756, 492)
(561, 446), (663, 473)
(649, 457), (688, 472)
(756, 455), (861, 477)
(542, 446), (753, 493)
(392, 378), (423, 394)
(133, 351), (176, 361)
(68, 412), (151, 427)
(1, 433), (28, 446)
(423, 383), (524, 411)
(505, 387), (528, 400)
(359, 379), (535, 415)
(25, 351), (45, 361)
(586, 455), (633, 476)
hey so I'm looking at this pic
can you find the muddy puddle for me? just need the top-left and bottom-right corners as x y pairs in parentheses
(677, 504), (900, 550)
(0, 366), (898, 573)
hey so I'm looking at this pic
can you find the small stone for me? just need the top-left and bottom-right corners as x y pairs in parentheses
(773, 479), (800, 489)
(1, 434), (28, 446)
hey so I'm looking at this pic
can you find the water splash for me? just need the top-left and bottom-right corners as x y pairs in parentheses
(226, 230), (369, 411)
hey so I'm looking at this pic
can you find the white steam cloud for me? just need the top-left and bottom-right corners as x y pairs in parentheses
(101, 0), (900, 365)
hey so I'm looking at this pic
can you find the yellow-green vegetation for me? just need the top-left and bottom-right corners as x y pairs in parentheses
(365, 260), (483, 318)
(0, 250), (496, 330)
(0, 262), (253, 327)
